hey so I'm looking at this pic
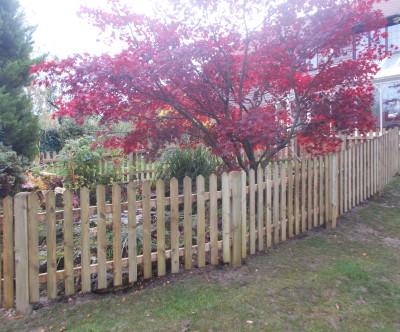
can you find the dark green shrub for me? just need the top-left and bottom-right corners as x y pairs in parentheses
(154, 146), (221, 183)
(57, 118), (86, 147)
(40, 129), (62, 153)
(0, 143), (29, 198)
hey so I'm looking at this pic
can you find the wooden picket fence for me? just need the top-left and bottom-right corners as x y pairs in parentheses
(38, 150), (156, 181)
(1, 128), (399, 314)
(38, 139), (300, 182)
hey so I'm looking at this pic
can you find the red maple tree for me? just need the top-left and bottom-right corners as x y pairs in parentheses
(31, 0), (388, 172)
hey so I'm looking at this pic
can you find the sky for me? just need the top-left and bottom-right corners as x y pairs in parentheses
(18, 0), (153, 58)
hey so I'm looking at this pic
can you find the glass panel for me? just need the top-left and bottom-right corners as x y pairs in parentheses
(388, 25), (400, 52)
(372, 87), (380, 129)
(310, 53), (318, 69)
(382, 81), (400, 129)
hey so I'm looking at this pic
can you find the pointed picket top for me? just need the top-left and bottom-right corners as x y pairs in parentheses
(170, 177), (178, 188)
(45, 189), (55, 200)
(3, 195), (13, 204)
(63, 188), (71, 199)
(249, 168), (255, 181)
(112, 183), (121, 193)
(196, 174), (205, 186)
(183, 176), (192, 187)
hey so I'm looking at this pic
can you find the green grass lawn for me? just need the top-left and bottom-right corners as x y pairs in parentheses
(2, 178), (400, 332)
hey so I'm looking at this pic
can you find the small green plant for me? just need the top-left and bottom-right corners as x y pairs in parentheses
(0, 143), (29, 198)
(154, 146), (221, 183)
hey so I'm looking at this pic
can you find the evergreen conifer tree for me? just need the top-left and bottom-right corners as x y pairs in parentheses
(0, 0), (42, 161)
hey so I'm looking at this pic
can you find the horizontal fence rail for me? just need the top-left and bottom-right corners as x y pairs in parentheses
(1, 128), (399, 314)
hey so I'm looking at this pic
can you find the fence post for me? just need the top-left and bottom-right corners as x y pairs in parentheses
(329, 154), (338, 229)
(14, 192), (33, 315)
(231, 171), (242, 267)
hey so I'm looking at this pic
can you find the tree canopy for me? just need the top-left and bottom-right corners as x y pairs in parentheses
(32, 0), (387, 171)
(0, 0), (42, 160)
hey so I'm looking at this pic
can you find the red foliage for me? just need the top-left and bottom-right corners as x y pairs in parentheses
(31, 0), (388, 171)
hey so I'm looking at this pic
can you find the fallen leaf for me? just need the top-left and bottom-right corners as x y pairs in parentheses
(86, 314), (91, 318)
(38, 329), (46, 332)
(336, 304), (340, 310)
(122, 298), (126, 303)
(246, 320), (253, 324)
(8, 315), (24, 321)
(60, 328), (66, 332)
(67, 298), (73, 303)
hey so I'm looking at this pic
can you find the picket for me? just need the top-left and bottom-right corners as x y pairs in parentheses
(14, 193), (32, 315)
(241, 171), (247, 258)
(96, 187), (108, 288)
(257, 167), (264, 250)
(196, 176), (206, 268)
(307, 159), (313, 230)
(112, 185), (122, 286)
(265, 166), (272, 246)
(80, 187), (91, 293)
(184, 176), (193, 270)
(249, 169), (256, 254)
(273, 163), (280, 244)
(46, 191), (57, 299)
(142, 180), (152, 279)
(313, 158), (318, 228)
(170, 178), (180, 272)
(319, 156), (324, 226)
(231, 172), (242, 267)
(156, 180), (166, 276)
(63, 190), (75, 295)
(209, 174), (219, 265)
(301, 160), (307, 233)
(27, 193), (39, 303)
(287, 162), (294, 238)
(294, 161), (300, 234)
(127, 182), (137, 283)
(3, 197), (14, 308)
(280, 163), (287, 241)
